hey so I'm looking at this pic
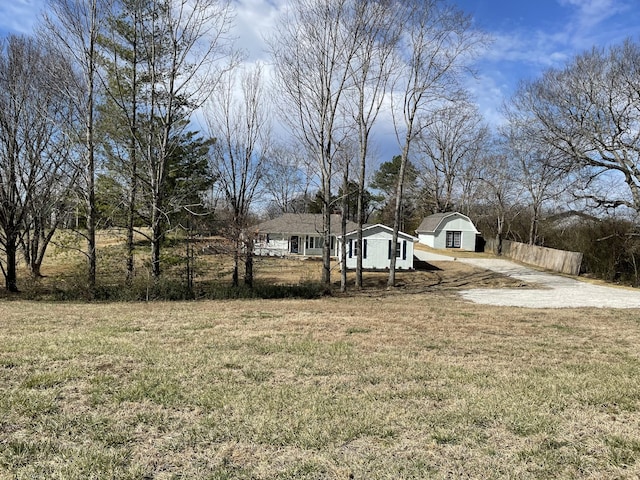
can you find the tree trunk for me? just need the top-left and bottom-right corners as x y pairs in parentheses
(340, 167), (348, 293)
(495, 215), (504, 256)
(22, 215), (57, 279)
(126, 18), (139, 284)
(244, 236), (254, 289)
(86, 159), (97, 296)
(232, 212), (242, 288)
(232, 237), (240, 288)
(356, 153), (365, 289)
(151, 211), (162, 279)
(126, 109), (138, 284)
(29, 226), (50, 277)
(388, 144), (410, 287)
(529, 206), (539, 245)
(4, 235), (19, 292)
(321, 171), (332, 287)
(86, 1), (98, 298)
(126, 176), (137, 283)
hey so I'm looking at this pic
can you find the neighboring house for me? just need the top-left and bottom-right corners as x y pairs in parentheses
(416, 212), (479, 251)
(338, 224), (418, 270)
(252, 213), (358, 257)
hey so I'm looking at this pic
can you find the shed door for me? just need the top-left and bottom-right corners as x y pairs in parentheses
(446, 231), (461, 248)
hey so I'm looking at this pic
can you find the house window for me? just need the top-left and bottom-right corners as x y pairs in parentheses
(388, 240), (405, 259)
(349, 239), (367, 258)
(446, 231), (462, 248)
(308, 236), (323, 249)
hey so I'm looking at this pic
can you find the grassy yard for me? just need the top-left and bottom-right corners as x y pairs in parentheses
(4, 229), (524, 301)
(2, 291), (640, 479)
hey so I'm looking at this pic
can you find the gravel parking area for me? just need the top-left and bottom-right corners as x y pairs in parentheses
(414, 250), (640, 308)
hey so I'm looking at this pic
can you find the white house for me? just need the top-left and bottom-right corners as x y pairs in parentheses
(338, 224), (418, 270)
(252, 213), (358, 257)
(415, 212), (479, 251)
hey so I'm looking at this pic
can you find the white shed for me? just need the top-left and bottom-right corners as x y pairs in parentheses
(338, 224), (417, 270)
(415, 212), (479, 251)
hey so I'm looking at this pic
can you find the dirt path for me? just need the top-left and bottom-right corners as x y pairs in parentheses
(414, 250), (640, 309)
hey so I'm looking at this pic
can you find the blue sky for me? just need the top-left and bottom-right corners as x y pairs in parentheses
(452, 0), (640, 124)
(2, 0), (639, 129)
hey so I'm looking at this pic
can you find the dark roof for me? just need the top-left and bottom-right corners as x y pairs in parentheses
(254, 213), (358, 235)
(415, 212), (454, 233)
(415, 212), (477, 234)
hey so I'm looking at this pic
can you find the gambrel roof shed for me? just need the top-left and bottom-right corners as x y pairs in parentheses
(416, 212), (479, 251)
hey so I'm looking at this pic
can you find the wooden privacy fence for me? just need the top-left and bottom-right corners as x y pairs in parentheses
(485, 239), (583, 276)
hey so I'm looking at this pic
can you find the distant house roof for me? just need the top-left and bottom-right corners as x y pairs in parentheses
(415, 212), (478, 234)
(254, 213), (359, 235)
(340, 223), (418, 242)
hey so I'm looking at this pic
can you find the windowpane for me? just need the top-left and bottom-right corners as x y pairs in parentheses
(446, 231), (461, 248)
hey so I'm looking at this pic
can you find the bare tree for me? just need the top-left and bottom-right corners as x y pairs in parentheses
(206, 65), (269, 288)
(43, 0), (113, 296)
(476, 145), (520, 255)
(515, 39), (640, 215)
(347, 0), (401, 288)
(0, 36), (78, 291)
(333, 141), (357, 292)
(262, 143), (312, 216)
(500, 111), (568, 245)
(270, 0), (364, 287)
(387, 0), (487, 287)
(417, 99), (489, 214)
(21, 139), (79, 279)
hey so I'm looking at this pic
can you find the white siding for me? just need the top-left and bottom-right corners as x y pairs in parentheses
(254, 239), (288, 256)
(459, 232), (476, 251)
(438, 216), (477, 251)
(417, 213), (478, 251)
(441, 216), (475, 231)
(339, 225), (415, 270)
(254, 233), (338, 256)
(418, 233), (435, 248)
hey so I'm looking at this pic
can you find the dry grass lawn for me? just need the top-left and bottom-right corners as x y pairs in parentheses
(5, 228), (527, 301)
(2, 289), (640, 478)
(2, 233), (639, 478)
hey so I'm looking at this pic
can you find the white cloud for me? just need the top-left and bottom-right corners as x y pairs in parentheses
(557, 0), (635, 49)
(482, 30), (570, 72)
(559, 0), (627, 29)
(464, 73), (509, 130)
(0, 0), (44, 35)
(233, 0), (284, 61)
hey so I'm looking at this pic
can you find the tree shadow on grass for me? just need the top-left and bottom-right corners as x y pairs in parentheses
(413, 258), (442, 271)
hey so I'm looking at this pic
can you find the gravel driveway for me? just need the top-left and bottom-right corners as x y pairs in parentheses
(414, 250), (640, 308)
